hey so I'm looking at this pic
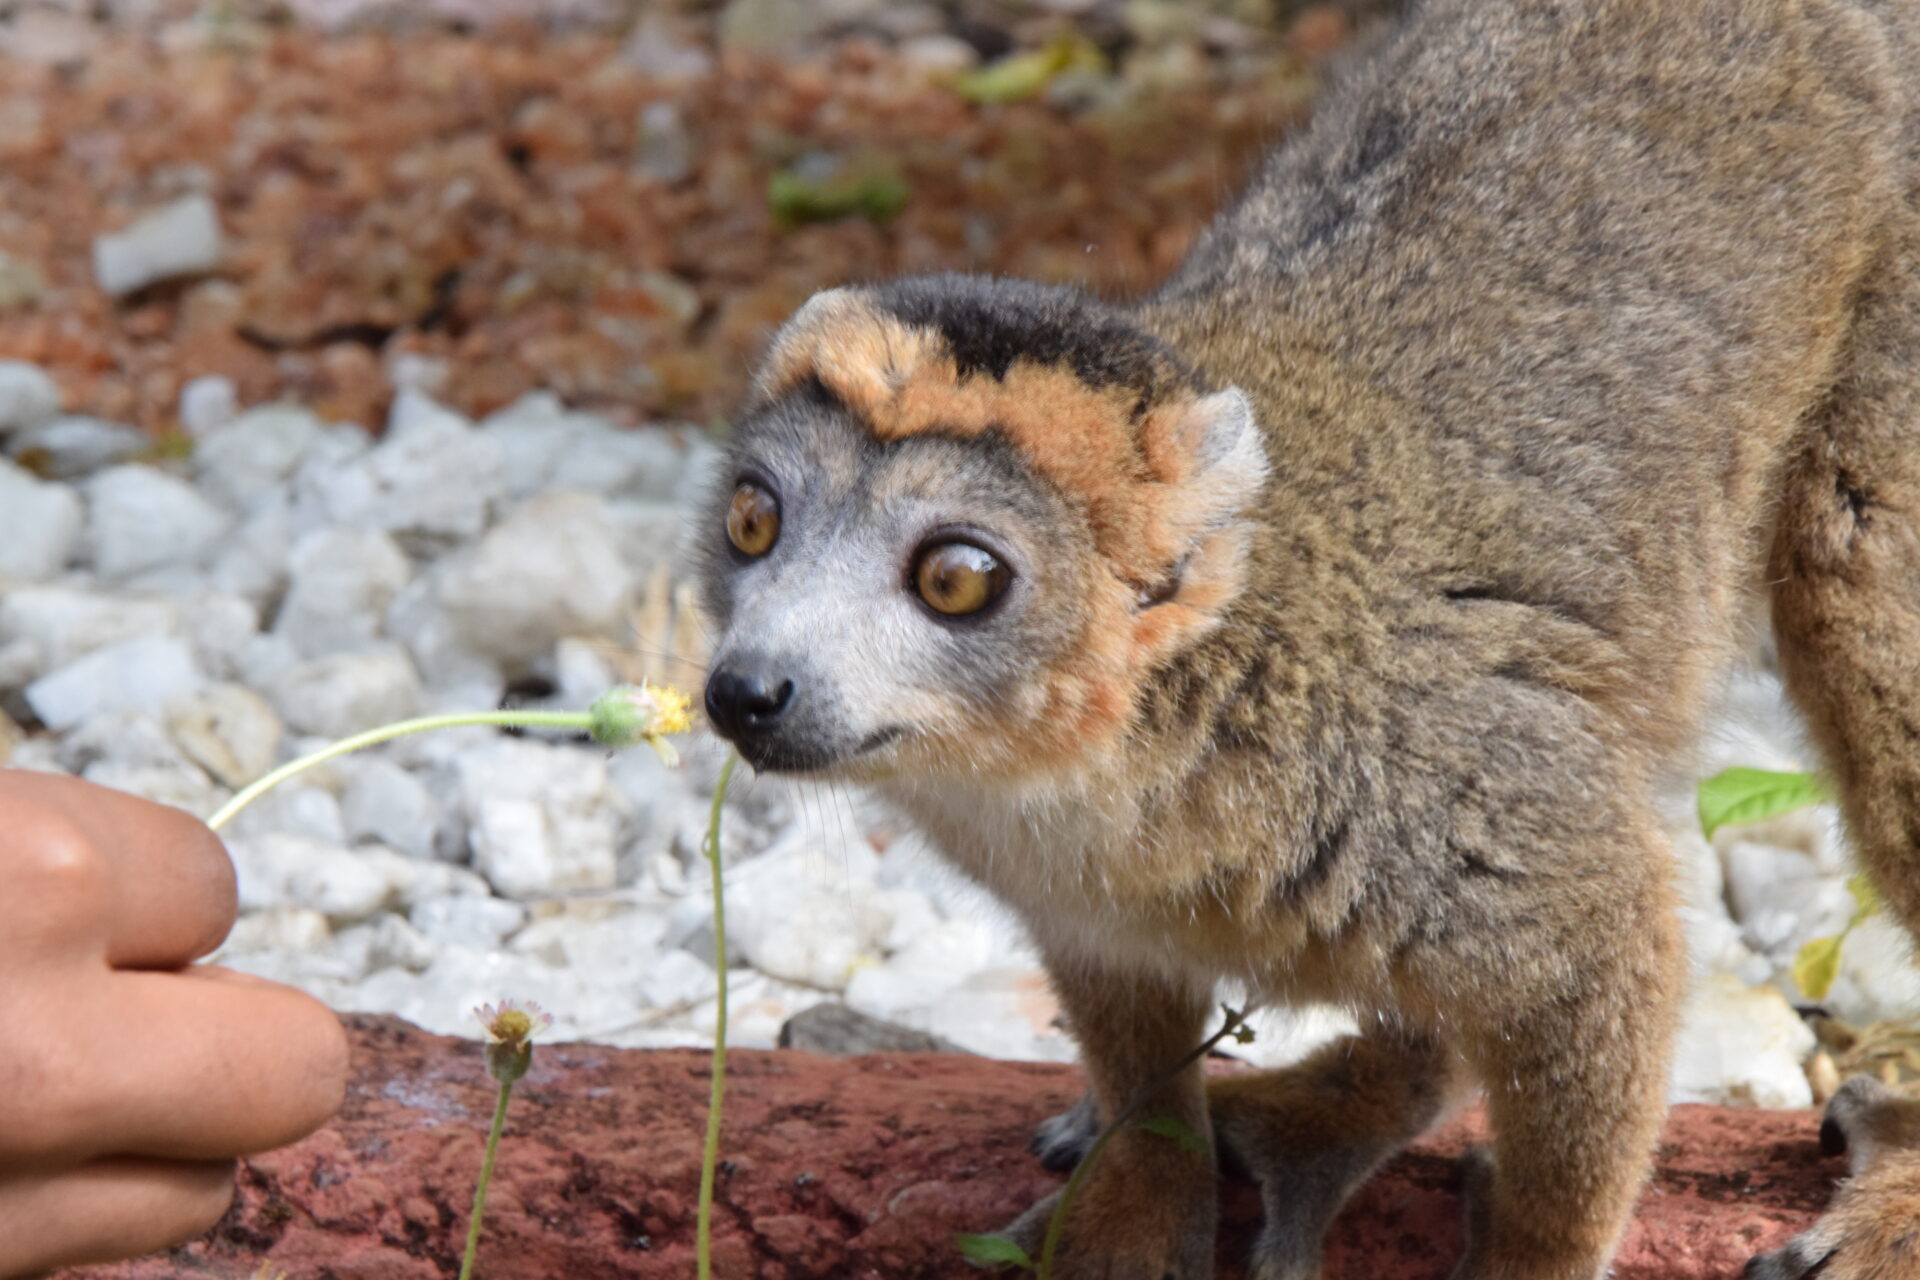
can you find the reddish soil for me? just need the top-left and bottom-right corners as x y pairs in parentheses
(60, 1015), (1835, 1280)
(0, 29), (1321, 437)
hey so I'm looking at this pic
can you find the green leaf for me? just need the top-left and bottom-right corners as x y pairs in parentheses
(954, 34), (1107, 105)
(954, 1234), (1034, 1270)
(1794, 933), (1845, 1000)
(1137, 1114), (1208, 1155)
(1696, 767), (1830, 839)
(767, 164), (910, 231)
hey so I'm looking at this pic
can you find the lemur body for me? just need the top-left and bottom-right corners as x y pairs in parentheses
(697, 1), (1920, 1276)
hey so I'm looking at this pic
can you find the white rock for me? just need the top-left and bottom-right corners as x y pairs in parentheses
(538, 909), (675, 990)
(81, 758), (220, 817)
(377, 855), (492, 909)
(436, 492), (636, 664)
(845, 918), (993, 1021)
(180, 592), (260, 680)
(208, 490), (296, 606)
(547, 425), (692, 501)
(166, 682), (282, 788)
(331, 912), (439, 977)
(477, 392), (591, 498)
(1825, 915), (1920, 1026)
(726, 839), (893, 991)
(266, 645), (424, 738)
(339, 758), (442, 860)
(0, 458), (81, 581)
(917, 969), (1073, 1062)
(26, 635), (204, 731)
(1724, 842), (1819, 926)
(0, 586), (178, 670)
(228, 832), (399, 921)
(220, 906), (333, 955)
(178, 375), (238, 438)
(84, 465), (233, 578)
(382, 575), (503, 697)
(302, 391), (503, 544)
(58, 708), (196, 774)
(0, 360), (60, 434)
(275, 527), (411, 658)
(638, 949), (717, 1009)
(1668, 974), (1814, 1108)
(0, 638), (40, 690)
(235, 631), (301, 690)
(92, 194), (225, 297)
(410, 895), (527, 950)
(10, 415), (148, 478)
(225, 785), (348, 845)
(459, 738), (623, 899)
(554, 637), (617, 706)
(193, 404), (325, 508)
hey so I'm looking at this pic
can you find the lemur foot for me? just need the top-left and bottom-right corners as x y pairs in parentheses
(1745, 1077), (1920, 1280)
(1031, 1092), (1101, 1173)
(1001, 1128), (1218, 1280)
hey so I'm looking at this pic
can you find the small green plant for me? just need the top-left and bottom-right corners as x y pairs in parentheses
(953, 33), (1108, 105)
(461, 999), (553, 1280)
(696, 753), (740, 1280)
(955, 1005), (1253, 1276)
(1693, 764), (1878, 1000)
(1696, 765), (1830, 839)
(205, 683), (733, 1273)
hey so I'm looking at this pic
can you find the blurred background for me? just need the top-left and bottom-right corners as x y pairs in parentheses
(0, 0), (1910, 1134)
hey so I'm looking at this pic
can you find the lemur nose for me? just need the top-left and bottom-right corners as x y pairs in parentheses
(704, 667), (797, 740)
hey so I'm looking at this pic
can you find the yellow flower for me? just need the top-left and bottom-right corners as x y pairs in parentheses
(474, 999), (553, 1085)
(588, 682), (695, 765)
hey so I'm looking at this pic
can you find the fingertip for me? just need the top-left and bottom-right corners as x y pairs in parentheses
(173, 1158), (240, 1241)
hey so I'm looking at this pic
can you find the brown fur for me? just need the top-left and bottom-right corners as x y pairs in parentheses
(707, 0), (1920, 1275)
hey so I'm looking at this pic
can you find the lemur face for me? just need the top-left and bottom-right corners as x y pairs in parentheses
(696, 275), (1269, 781)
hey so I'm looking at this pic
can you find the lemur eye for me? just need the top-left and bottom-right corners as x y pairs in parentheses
(726, 482), (780, 556)
(913, 542), (1010, 617)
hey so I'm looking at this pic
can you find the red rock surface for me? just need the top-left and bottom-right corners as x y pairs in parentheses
(57, 1015), (1838, 1280)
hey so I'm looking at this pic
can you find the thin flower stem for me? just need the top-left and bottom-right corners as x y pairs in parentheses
(458, 1078), (515, 1280)
(1036, 1007), (1248, 1280)
(206, 710), (592, 831)
(695, 752), (740, 1280)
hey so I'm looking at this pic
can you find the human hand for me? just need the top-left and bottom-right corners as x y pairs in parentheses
(0, 771), (349, 1277)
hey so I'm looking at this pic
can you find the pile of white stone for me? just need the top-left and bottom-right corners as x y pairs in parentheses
(0, 354), (1914, 1104)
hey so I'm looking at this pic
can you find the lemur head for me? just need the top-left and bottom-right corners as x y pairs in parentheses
(695, 273), (1269, 782)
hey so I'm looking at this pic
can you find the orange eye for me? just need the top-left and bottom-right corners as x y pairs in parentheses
(914, 542), (1010, 617)
(727, 483), (780, 556)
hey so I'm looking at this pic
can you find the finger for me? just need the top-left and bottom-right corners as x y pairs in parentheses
(11, 967), (348, 1165)
(0, 1156), (235, 1275)
(0, 770), (237, 968)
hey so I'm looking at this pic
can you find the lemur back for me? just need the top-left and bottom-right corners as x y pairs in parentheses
(697, 2), (1920, 1276)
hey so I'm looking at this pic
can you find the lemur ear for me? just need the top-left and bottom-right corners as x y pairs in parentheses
(1170, 386), (1269, 529)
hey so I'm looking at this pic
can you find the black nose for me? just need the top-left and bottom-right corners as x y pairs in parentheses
(704, 667), (797, 741)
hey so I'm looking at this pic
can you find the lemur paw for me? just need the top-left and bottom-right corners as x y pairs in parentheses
(1001, 1130), (1218, 1280)
(1030, 1091), (1101, 1173)
(1745, 1077), (1920, 1280)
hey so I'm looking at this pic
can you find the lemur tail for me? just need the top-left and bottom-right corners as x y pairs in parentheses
(1769, 237), (1920, 939)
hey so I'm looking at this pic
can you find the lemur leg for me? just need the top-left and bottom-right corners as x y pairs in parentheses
(1443, 825), (1684, 1280)
(1003, 957), (1217, 1280)
(1209, 1031), (1472, 1280)
(1745, 1078), (1920, 1280)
